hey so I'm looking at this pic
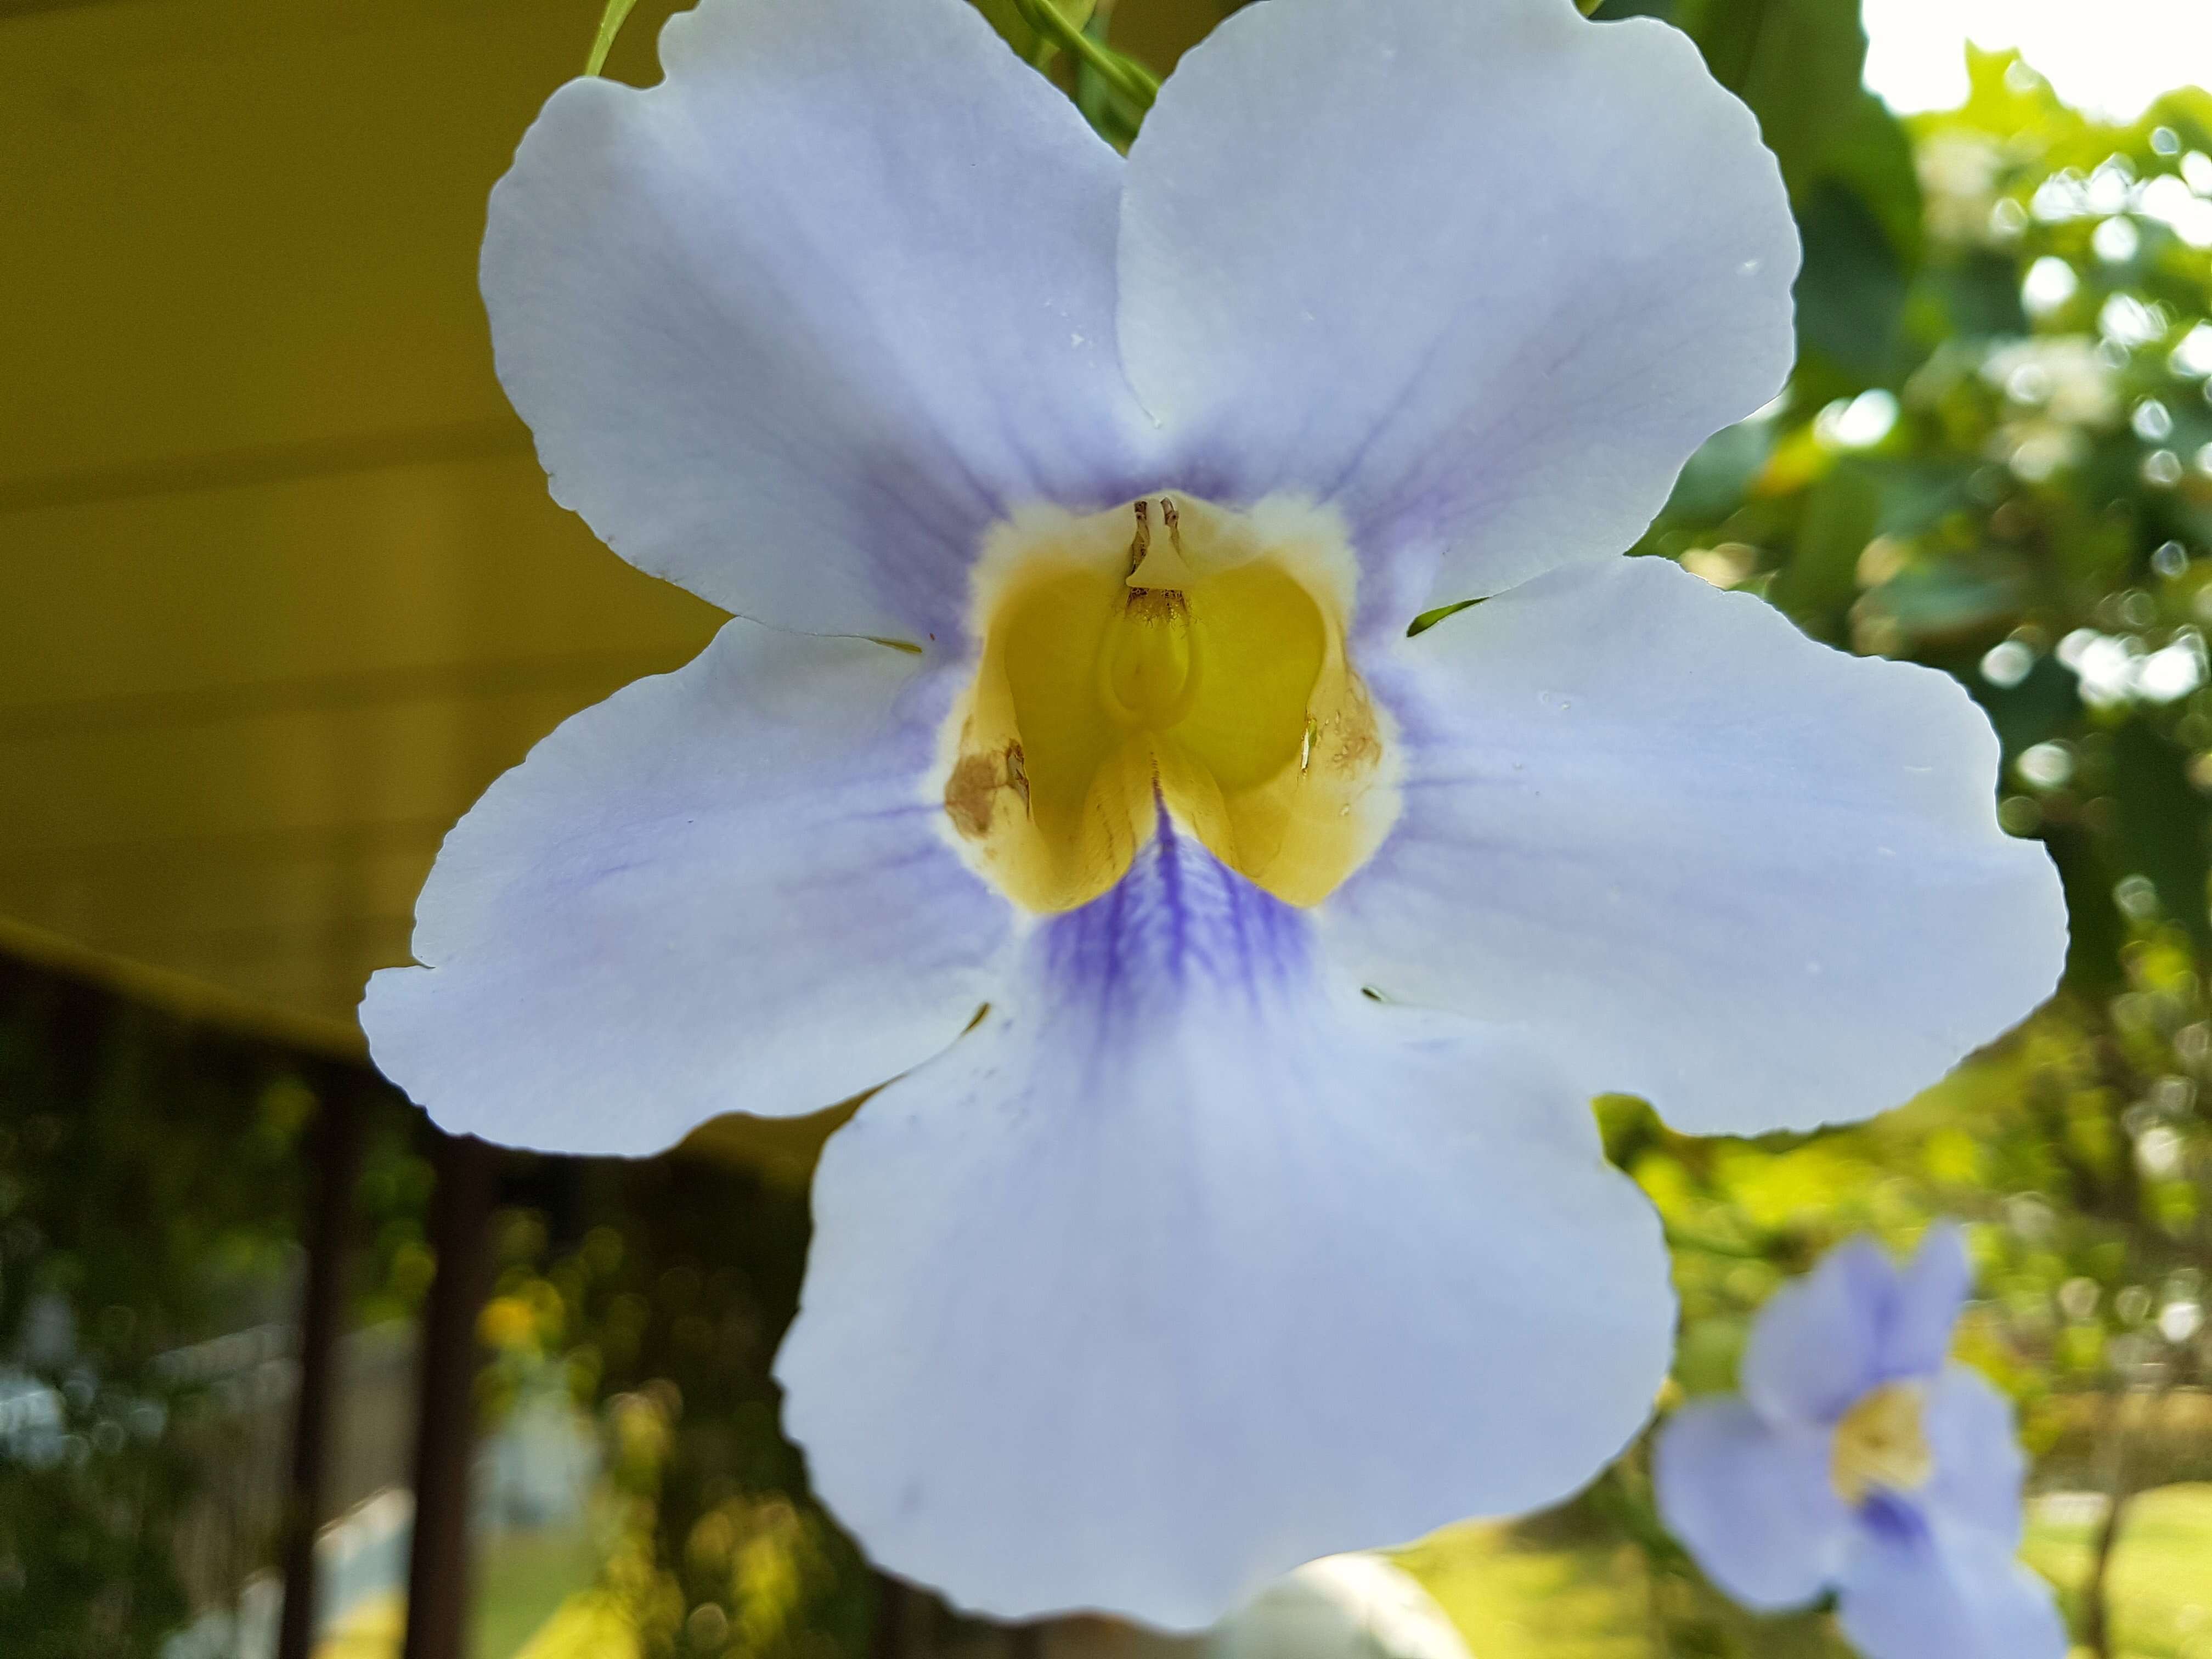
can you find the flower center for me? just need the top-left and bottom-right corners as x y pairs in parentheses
(1829, 1381), (1934, 1505)
(940, 494), (1398, 914)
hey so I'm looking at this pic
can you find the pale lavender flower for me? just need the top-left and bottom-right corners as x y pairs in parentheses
(1656, 1227), (2067, 1659)
(363, 0), (2065, 1628)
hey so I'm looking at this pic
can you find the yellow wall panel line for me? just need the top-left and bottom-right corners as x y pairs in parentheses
(0, 417), (531, 516)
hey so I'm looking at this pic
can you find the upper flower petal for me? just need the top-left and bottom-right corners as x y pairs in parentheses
(1320, 557), (2068, 1137)
(775, 823), (1671, 1630)
(1739, 1238), (1894, 1427)
(1835, 1513), (2067, 1659)
(483, 0), (1158, 642)
(1118, 0), (1797, 625)
(1652, 1397), (1855, 1611)
(361, 625), (1009, 1155)
(1880, 1223), (1973, 1382)
(1918, 1365), (2029, 1550)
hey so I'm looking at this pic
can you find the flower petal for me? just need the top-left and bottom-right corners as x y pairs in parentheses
(1652, 1397), (1855, 1611)
(1880, 1224), (1972, 1381)
(362, 625), (1009, 1155)
(484, 0), (1158, 641)
(776, 824), (1671, 1629)
(1216, 1555), (1472, 1659)
(1119, 0), (1797, 626)
(1919, 1365), (2029, 1550)
(1738, 1239), (1893, 1427)
(1836, 1514), (2067, 1659)
(1323, 557), (2067, 1137)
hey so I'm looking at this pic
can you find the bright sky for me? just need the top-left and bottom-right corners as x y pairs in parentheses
(1863, 0), (2212, 122)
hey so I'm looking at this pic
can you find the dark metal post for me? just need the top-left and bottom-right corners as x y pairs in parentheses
(400, 1131), (499, 1659)
(275, 1080), (364, 1659)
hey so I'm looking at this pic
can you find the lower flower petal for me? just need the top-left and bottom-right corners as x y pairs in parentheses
(775, 823), (1671, 1630)
(362, 625), (1011, 1155)
(1326, 556), (2067, 1137)
(1652, 1398), (1854, 1610)
(1919, 1365), (2029, 1549)
(1836, 1513), (2067, 1659)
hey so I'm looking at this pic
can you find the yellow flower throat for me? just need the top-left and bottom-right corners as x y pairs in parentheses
(940, 494), (1398, 914)
(1830, 1381), (1934, 1505)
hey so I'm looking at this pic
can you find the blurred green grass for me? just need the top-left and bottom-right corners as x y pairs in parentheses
(2024, 1486), (2212, 1659)
(309, 1527), (596, 1659)
(1402, 1486), (2212, 1659)
(473, 1528), (601, 1659)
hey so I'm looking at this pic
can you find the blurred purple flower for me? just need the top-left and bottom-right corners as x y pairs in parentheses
(1655, 1226), (2066, 1659)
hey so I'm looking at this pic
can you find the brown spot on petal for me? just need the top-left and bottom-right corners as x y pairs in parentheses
(944, 753), (1001, 839)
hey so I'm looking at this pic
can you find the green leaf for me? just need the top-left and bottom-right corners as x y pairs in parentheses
(1972, 651), (2082, 762)
(1818, 91), (1923, 270)
(1407, 597), (1484, 637)
(2111, 719), (2212, 958)
(1681, 0), (1867, 193)
(1664, 419), (1778, 523)
(1769, 458), (1880, 636)
(2041, 822), (2121, 996)
(1868, 458), (1972, 539)
(1855, 561), (2022, 651)
(1919, 252), (2030, 340)
(1795, 179), (1911, 386)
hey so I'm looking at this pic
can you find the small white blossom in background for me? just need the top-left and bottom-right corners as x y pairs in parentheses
(2101, 291), (2168, 350)
(2138, 174), (2212, 248)
(1815, 390), (1900, 451)
(2171, 323), (2212, 380)
(1981, 336), (2119, 427)
(2053, 626), (2205, 708)
(2018, 256), (2079, 319)
(363, 0), (2067, 1628)
(1046, 1556), (1468, 1659)
(1980, 335), (2121, 481)
(1914, 132), (2006, 246)
(1211, 1557), (1470, 1659)
(1978, 637), (2036, 690)
(2160, 1299), (2204, 1345)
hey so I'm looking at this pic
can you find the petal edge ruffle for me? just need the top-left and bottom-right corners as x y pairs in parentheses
(363, 624), (1011, 1155)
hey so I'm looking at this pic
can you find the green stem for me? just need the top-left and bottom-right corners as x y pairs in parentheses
(1013, 0), (1158, 108)
(586, 0), (640, 76)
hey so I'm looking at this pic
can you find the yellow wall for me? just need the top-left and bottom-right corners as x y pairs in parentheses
(0, 0), (1239, 1047)
(0, 0), (725, 1041)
